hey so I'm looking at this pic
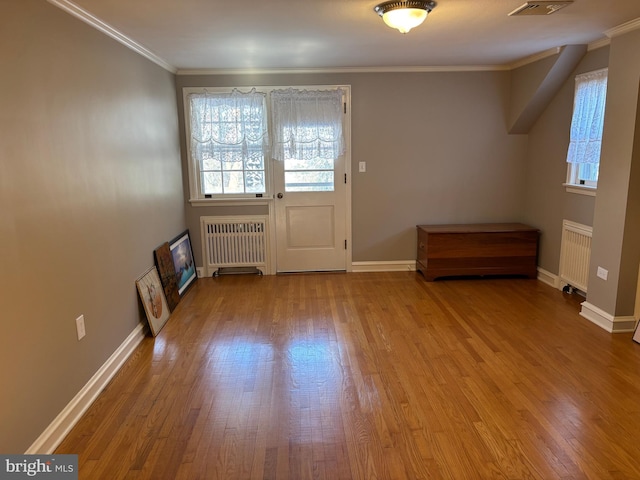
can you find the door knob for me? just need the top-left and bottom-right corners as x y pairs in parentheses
(277, 193), (283, 199)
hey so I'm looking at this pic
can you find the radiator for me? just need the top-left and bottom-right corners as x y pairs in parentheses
(201, 216), (270, 276)
(559, 220), (592, 293)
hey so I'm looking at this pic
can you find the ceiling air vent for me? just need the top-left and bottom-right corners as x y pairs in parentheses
(508, 1), (573, 16)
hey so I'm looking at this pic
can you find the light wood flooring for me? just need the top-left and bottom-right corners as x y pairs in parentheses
(56, 272), (640, 479)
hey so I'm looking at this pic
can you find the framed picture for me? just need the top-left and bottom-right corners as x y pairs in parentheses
(154, 242), (180, 311)
(136, 266), (171, 336)
(170, 230), (197, 295)
(633, 321), (640, 344)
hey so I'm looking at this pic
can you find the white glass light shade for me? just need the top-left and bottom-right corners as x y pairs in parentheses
(382, 8), (428, 33)
(374, 1), (436, 34)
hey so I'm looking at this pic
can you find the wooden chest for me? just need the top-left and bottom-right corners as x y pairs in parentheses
(416, 223), (539, 281)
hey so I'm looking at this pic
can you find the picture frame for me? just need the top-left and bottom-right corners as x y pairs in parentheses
(136, 266), (171, 336)
(633, 320), (640, 344)
(169, 229), (197, 295)
(154, 242), (181, 311)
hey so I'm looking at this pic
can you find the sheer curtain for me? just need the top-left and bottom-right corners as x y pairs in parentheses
(566, 69), (608, 165)
(270, 88), (345, 161)
(188, 88), (268, 194)
(189, 87), (268, 162)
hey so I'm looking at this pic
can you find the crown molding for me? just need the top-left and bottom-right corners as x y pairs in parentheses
(507, 35), (611, 70)
(47, 0), (176, 73)
(606, 17), (640, 38)
(588, 37), (610, 51)
(176, 64), (510, 76)
(508, 47), (561, 70)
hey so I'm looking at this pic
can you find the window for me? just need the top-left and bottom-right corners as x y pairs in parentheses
(271, 88), (345, 192)
(565, 68), (608, 190)
(184, 86), (346, 201)
(187, 88), (268, 198)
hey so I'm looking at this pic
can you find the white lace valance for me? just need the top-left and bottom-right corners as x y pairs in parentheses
(188, 88), (268, 161)
(566, 69), (608, 165)
(270, 88), (345, 161)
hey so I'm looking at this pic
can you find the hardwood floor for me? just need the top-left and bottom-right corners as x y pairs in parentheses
(55, 272), (640, 479)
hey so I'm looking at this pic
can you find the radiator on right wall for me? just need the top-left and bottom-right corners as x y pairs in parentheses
(559, 220), (593, 294)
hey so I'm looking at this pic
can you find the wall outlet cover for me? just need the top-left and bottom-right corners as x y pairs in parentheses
(597, 267), (608, 280)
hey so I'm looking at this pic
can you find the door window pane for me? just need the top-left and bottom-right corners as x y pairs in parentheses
(284, 154), (335, 192)
(285, 171), (334, 192)
(284, 157), (333, 171)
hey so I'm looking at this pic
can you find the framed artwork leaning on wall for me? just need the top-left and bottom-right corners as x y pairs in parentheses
(169, 230), (197, 296)
(136, 266), (171, 336)
(154, 241), (181, 311)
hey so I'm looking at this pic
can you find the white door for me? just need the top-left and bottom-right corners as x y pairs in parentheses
(273, 153), (348, 272)
(272, 88), (350, 272)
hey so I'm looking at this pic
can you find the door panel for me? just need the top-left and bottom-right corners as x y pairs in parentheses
(274, 180), (346, 272)
(285, 205), (335, 248)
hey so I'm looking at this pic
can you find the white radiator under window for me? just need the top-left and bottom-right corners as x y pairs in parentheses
(200, 216), (270, 276)
(559, 220), (592, 293)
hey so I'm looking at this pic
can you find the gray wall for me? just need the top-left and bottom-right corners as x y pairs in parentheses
(510, 54), (561, 129)
(589, 28), (640, 316)
(523, 47), (609, 273)
(521, 31), (640, 320)
(176, 71), (529, 265)
(0, 1), (184, 452)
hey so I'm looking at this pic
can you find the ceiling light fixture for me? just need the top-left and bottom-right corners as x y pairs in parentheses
(374, 0), (437, 34)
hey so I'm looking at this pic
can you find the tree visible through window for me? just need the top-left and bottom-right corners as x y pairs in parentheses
(188, 89), (268, 196)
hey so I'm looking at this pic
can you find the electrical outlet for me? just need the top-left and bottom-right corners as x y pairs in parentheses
(597, 266), (608, 281)
(76, 315), (86, 340)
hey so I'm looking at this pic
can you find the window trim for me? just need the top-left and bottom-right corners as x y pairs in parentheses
(564, 163), (597, 196)
(188, 197), (273, 207)
(563, 182), (597, 197)
(563, 68), (607, 194)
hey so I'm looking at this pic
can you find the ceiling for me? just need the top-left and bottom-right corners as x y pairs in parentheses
(52, 0), (640, 72)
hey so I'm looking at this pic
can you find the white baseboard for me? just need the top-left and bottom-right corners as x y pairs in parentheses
(351, 260), (416, 272)
(533, 270), (637, 333)
(580, 301), (637, 333)
(537, 267), (559, 289)
(26, 322), (148, 454)
(538, 268), (589, 296)
(353, 263), (560, 279)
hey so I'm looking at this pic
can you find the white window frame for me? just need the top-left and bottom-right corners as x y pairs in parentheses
(183, 87), (271, 205)
(565, 163), (598, 196)
(183, 85), (349, 206)
(564, 68), (608, 197)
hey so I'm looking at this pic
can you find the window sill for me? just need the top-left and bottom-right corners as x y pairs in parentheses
(563, 183), (597, 197)
(189, 197), (273, 207)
